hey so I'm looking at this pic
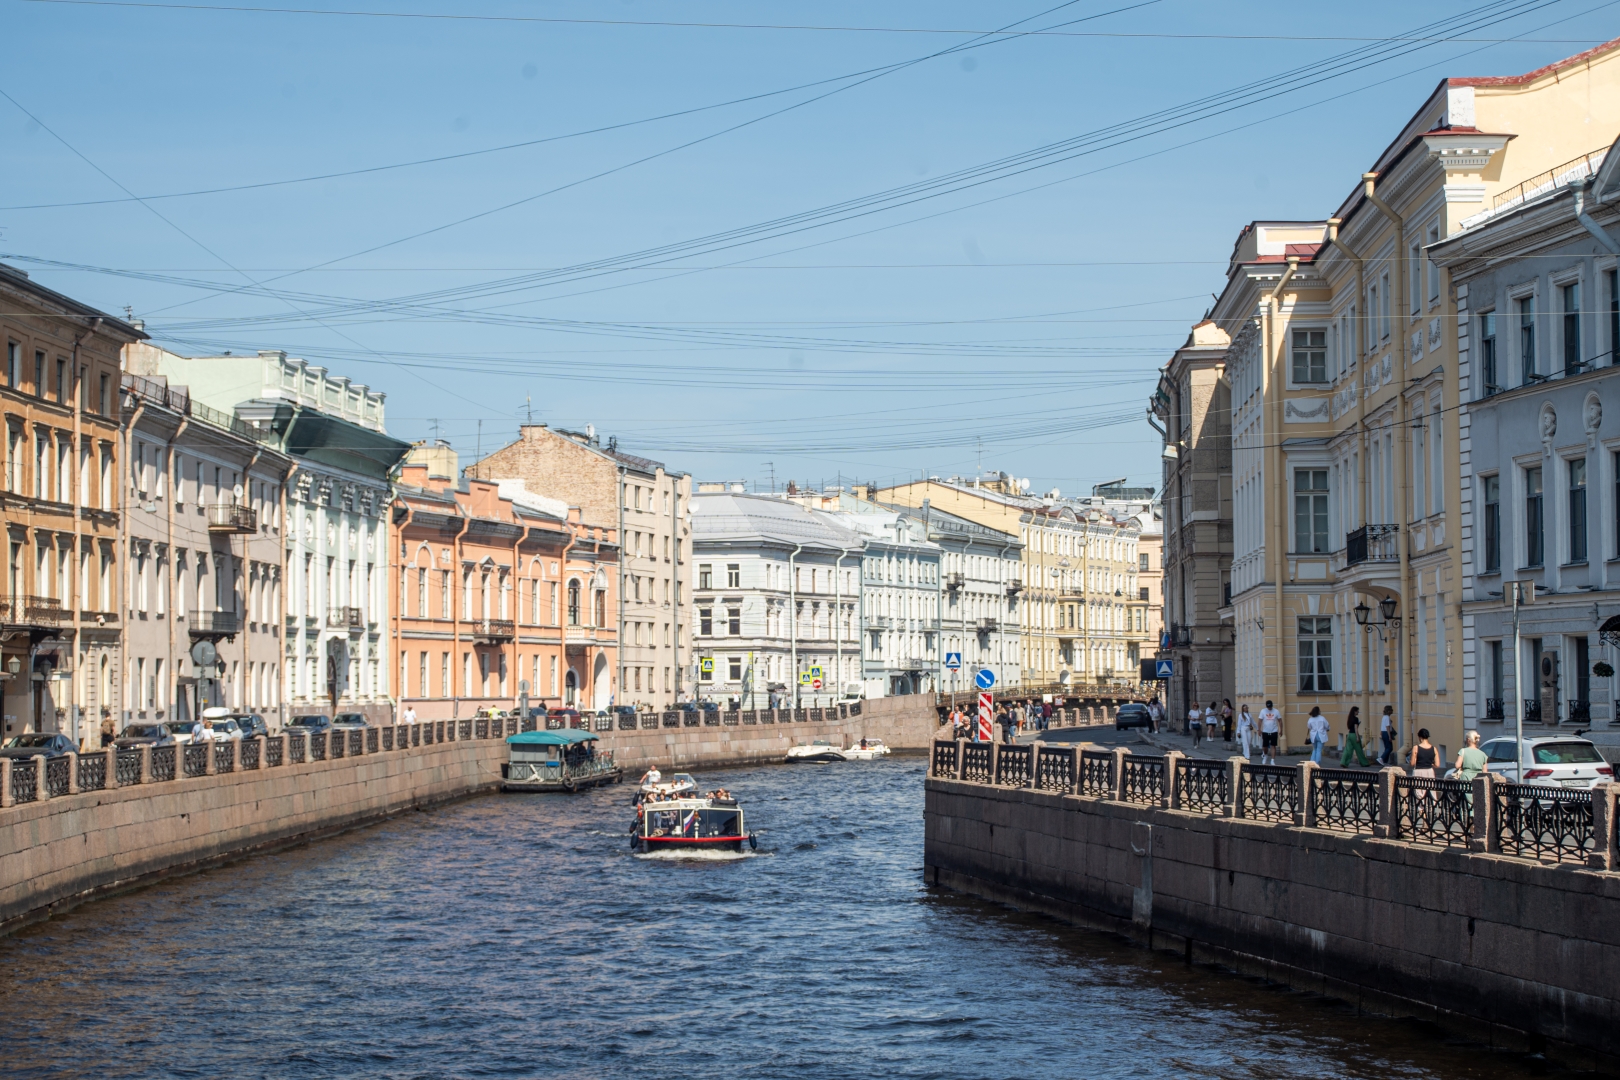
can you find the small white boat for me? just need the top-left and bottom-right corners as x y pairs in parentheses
(842, 739), (891, 761)
(785, 740), (846, 763)
(639, 772), (698, 799)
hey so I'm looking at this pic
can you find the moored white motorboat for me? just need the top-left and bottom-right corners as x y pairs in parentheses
(842, 738), (891, 761)
(638, 772), (698, 800)
(785, 740), (846, 763)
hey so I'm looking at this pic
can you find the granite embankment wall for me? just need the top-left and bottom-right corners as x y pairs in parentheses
(926, 764), (1620, 1063)
(1, 698), (940, 936)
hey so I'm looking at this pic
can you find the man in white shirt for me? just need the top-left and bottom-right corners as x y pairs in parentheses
(1378, 706), (1396, 765)
(1187, 704), (1204, 748)
(640, 765), (663, 787)
(1306, 707), (1329, 764)
(1258, 700), (1282, 765)
(402, 705), (417, 725)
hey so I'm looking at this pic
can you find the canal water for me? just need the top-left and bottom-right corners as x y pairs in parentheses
(0, 760), (1567, 1079)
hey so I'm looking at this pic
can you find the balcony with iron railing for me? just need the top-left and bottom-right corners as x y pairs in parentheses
(975, 617), (999, 633)
(206, 502), (258, 533)
(0, 595), (66, 628)
(1344, 524), (1400, 567)
(472, 617), (515, 642)
(944, 572), (964, 591)
(326, 607), (364, 630)
(189, 609), (239, 638)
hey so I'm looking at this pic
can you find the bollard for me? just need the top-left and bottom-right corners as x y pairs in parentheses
(1225, 756), (1244, 817)
(1028, 742), (1042, 790)
(1587, 782), (1616, 871)
(65, 751), (79, 795)
(204, 739), (217, 776)
(139, 745), (152, 784)
(33, 754), (47, 801)
(1295, 761), (1317, 827)
(104, 746), (118, 789)
(1472, 773), (1499, 855)
(989, 741), (1002, 786)
(954, 738), (967, 781)
(0, 758), (11, 808)
(1110, 746), (1131, 802)
(1162, 750), (1183, 810)
(231, 738), (242, 772)
(1373, 767), (1402, 839)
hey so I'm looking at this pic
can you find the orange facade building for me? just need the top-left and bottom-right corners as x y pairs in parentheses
(388, 445), (617, 719)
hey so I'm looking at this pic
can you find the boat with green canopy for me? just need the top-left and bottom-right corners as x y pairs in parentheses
(501, 729), (623, 792)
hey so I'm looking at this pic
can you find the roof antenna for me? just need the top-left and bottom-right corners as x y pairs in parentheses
(525, 395), (533, 423)
(430, 418), (441, 441)
(477, 419), (482, 460)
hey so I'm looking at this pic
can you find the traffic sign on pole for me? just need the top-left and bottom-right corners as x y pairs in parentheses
(975, 668), (996, 690)
(944, 652), (962, 671)
(977, 691), (993, 741)
(1154, 658), (1174, 679)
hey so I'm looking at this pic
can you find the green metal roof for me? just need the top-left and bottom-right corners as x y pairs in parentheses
(506, 729), (599, 746)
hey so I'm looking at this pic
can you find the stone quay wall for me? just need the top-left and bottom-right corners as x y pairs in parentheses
(924, 740), (1620, 1063)
(1, 699), (941, 936)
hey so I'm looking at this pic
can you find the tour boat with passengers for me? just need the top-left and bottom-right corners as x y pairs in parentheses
(631, 790), (757, 852)
(502, 729), (623, 792)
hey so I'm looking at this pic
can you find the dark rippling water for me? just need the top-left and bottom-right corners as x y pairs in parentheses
(0, 759), (1570, 1079)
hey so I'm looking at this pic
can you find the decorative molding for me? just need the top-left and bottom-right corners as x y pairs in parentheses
(1284, 397), (1330, 423)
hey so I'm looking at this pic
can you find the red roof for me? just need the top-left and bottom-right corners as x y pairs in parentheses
(1450, 37), (1620, 87)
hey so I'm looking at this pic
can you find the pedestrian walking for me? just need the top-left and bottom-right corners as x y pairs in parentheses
(1258, 700), (1281, 765)
(1236, 704), (1256, 759)
(1187, 703), (1204, 748)
(1147, 697), (1161, 733)
(1340, 706), (1371, 767)
(1306, 706), (1329, 764)
(99, 711), (115, 749)
(1220, 699), (1235, 745)
(1378, 705), (1397, 765)
(1453, 730), (1489, 782)
(1408, 728), (1440, 779)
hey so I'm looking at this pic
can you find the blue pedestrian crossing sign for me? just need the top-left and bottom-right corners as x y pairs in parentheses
(1154, 658), (1175, 679)
(945, 652), (962, 671)
(975, 668), (996, 690)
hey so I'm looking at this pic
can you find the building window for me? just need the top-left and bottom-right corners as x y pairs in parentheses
(1482, 475), (1501, 573)
(1563, 282), (1583, 374)
(726, 563), (740, 588)
(99, 372), (109, 416)
(1609, 269), (1619, 366)
(1575, 635), (1591, 711)
(1426, 221), (1441, 304)
(1291, 330), (1327, 383)
(1293, 469), (1328, 553)
(699, 606), (712, 636)
(34, 351), (45, 398)
(1519, 296), (1536, 383)
(1139, 552), (1149, 571)
(727, 606), (740, 635)
(567, 581), (581, 625)
(1479, 312), (1498, 396)
(728, 657), (742, 681)
(1569, 457), (1588, 564)
(1525, 466), (1544, 567)
(1297, 616), (1334, 693)
(698, 563), (712, 590)
(4, 343), (16, 388)
(55, 359), (66, 403)
(1488, 640), (1504, 712)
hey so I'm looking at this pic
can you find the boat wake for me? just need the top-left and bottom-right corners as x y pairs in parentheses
(632, 848), (770, 863)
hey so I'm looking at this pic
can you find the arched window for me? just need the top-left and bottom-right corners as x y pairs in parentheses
(567, 580), (581, 625)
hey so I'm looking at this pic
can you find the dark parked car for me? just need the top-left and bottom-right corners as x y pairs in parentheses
(286, 714), (333, 734)
(0, 732), (77, 759)
(545, 707), (581, 728)
(331, 712), (370, 731)
(238, 714), (270, 739)
(114, 723), (176, 749)
(1115, 703), (1153, 731)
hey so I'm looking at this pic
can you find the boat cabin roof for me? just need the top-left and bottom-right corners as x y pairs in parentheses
(506, 729), (599, 747)
(643, 796), (740, 810)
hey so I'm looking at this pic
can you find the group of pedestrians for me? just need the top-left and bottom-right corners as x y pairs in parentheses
(946, 699), (1055, 742)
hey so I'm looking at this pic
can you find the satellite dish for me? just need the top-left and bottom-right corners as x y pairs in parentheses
(233, 484), (244, 501)
(191, 640), (217, 667)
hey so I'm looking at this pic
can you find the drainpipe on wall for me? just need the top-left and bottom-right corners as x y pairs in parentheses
(450, 510), (470, 719)
(616, 464), (625, 711)
(393, 497), (415, 720)
(1363, 172), (1413, 754)
(68, 319), (98, 740)
(833, 542), (852, 707)
(788, 541), (804, 708)
(1262, 254), (1300, 740)
(1328, 215), (1373, 727)
(119, 392), (148, 726)
(163, 414), (189, 726)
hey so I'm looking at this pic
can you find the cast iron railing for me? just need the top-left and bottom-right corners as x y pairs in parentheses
(1121, 757), (1164, 804)
(932, 740), (959, 777)
(309, 732), (327, 761)
(1035, 746), (1075, 792)
(1495, 782), (1595, 863)
(961, 742), (992, 783)
(240, 738), (260, 770)
(1175, 758), (1229, 812)
(10, 759), (38, 802)
(1079, 750), (1115, 796)
(77, 754), (107, 792)
(214, 742), (234, 773)
(151, 745), (177, 782)
(183, 744), (209, 777)
(116, 749), (143, 786)
(1394, 776), (1473, 846)
(995, 744), (1032, 787)
(1239, 763), (1298, 821)
(45, 757), (70, 798)
(1311, 768), (1378, 833)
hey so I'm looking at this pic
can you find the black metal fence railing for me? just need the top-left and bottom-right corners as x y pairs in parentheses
(367, 728), (380, 753)
(995, 744), (1033, 787)
(76, 754), (107, 793)
(1176, 758), (1229, 812)
(330, 731), (346, 759)
(214, 742), (234, 774)
(1394, 776), (1473, 847)
(45, 757), (71, 798)
(961, 742), (993, 783)
(1079, 750), (1115, 797)
(151, 745), (177, 782)
(287, 733), (305, 764)
(1484, 697), (1505, 720)
(1035, 746), (1076, 793)
(350, 731), (364, 756)
(183, 744), (210, 778)
(931, 740), (959, 778)
(10, 759), (38, 802)
(309, 732), (327, 761)
(382, 727), (395, 751)
(1239, 763), (1298, 821)
(1121, 757), (1164, 804)
(241, 738), (261, 770)
(1495, 783), (1595, 863)
(116, 748), (143, 786)
(1311, 768), (1377, 833)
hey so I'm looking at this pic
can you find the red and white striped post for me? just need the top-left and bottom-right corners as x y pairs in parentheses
(977, 691), (993, 741)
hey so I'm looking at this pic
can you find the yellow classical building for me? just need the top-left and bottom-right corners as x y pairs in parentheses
(1211, 41), (1620, 754)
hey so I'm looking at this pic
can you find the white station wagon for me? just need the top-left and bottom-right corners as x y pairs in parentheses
(1480, 736), (1614, 789)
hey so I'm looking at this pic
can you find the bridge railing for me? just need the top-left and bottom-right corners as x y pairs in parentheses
(927, 739), (1620, 871)
(0, 716), (532, 812)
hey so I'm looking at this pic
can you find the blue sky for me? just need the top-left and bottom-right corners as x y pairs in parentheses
(4, 0), (1617, 495)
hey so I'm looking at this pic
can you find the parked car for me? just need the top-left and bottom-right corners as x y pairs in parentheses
(546, 707), (581, 728)
(238, 714), (270, 739)
(286, 714), (334, 735)
(114, 724), (175, 749)
(197, 709), (245, 741)
(331, 712), (370, 731)
(1480, 736), (1614, 788)
(1115, 702), (1153, 731)
(0, 732), (77, 760)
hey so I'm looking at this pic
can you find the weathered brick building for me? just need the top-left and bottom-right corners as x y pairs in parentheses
(467, 424), (689, 708)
